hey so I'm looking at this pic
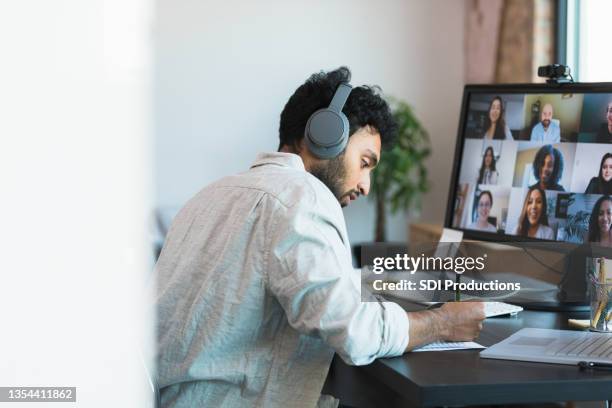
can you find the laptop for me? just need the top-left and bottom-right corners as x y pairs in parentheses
(480, 328), (612, 365)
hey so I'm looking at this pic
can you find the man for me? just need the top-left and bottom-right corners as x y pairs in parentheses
(530, 103), (561, 143)
(529, 144), (565, 191)
(155, 67), (485, 408)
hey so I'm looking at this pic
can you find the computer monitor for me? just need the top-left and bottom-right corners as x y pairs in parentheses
(444, 82), (612, 309)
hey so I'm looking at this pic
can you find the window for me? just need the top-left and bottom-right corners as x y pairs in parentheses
(563, 0), (612, 82)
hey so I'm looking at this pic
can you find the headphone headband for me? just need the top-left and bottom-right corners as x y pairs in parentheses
(328, 83), (352, 113)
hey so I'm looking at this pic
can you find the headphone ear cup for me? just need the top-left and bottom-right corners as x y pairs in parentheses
(305, 108), (349, 159)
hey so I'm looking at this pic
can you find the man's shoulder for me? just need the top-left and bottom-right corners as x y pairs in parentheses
(552, 121), (561, 134)
(531, 123), (543, 135)
(207, 165), (339, 211)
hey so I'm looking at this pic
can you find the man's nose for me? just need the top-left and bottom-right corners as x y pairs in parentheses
(358, 175), (371, 196)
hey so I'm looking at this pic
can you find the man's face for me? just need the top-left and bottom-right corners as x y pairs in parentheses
(606, 103), (612, 127)
(309, 126), (381, 208)
(541, 104), (553, 129)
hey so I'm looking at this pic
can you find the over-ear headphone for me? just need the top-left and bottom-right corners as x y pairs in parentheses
(305, 83), (352, 159)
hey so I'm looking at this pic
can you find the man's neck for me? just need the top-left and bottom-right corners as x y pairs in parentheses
(279, 144), (314, 172)
(279, 145), (294, 154)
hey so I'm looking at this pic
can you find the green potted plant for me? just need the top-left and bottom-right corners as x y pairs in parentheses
(370, 99), (431, 242)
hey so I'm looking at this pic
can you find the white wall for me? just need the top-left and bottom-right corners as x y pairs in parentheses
(154, 0), (466, 243)
(1, 1), (153, 406)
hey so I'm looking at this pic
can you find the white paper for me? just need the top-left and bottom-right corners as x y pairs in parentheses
(413, 341), (485, 352)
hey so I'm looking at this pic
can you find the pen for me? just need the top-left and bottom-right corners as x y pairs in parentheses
(455, 273), (461, 302)
(578, 361), (612, 370)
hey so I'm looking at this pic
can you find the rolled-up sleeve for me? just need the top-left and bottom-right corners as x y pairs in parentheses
(265, 193), (409, 365)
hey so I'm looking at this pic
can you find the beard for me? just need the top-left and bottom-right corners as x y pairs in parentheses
(542, 119), (550, 128)
(309, 153), (351, 206)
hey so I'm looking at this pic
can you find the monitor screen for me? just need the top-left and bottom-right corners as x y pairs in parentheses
(446, 83), (612, 245)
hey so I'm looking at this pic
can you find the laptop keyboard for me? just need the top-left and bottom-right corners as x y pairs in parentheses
(548, 335), (612, 358)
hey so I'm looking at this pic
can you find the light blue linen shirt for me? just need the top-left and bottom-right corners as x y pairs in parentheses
(155, 152), (410, 408)
(530, 121), (560, 143)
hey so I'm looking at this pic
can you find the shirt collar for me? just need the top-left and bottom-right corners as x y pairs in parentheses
(250, 152), (305, 171)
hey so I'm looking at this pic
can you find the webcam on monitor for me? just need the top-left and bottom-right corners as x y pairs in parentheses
(538, 64), (573, 84)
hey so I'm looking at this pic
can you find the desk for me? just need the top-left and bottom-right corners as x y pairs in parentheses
(322, 301), (612, 407)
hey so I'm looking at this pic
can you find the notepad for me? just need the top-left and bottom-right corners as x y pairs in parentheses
(413, 341), (485, 352)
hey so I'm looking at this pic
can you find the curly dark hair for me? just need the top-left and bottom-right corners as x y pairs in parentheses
(532, 144), (564, 185)
(483, 96), (507, 140)
(278, 67), (397, 151)
(588, 195), (612, 243)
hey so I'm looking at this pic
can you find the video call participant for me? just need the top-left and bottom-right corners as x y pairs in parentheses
(588, 195), (612, 247)
(514, 187), (555, 239)
(594, 101), (612, 143)
(468, 190), (497, 232)
(530, 144), (565, 191)
(482, 96), (512, 140)
(585, 152), (612, 195)
(154, 67), (485, 408)
(477, 146), (498, 185)
(530, 103), (560, 143)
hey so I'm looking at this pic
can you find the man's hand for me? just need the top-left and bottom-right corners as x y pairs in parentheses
(405, 302), (485, 351)
(436, 302), (486, 342)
